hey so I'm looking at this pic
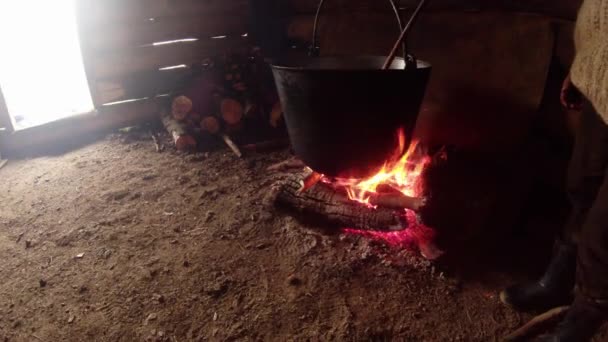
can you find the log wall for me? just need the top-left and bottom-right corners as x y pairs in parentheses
(0, 0), (252, 155)
(282, 0), (582, 151)
(77, 0), (251, 106)
(287, 0), (581, 20)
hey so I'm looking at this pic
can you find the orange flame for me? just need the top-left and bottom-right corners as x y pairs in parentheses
(332, 128), (430, 206)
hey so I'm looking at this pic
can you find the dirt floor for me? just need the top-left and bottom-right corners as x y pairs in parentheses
(0, 132), (607, 341)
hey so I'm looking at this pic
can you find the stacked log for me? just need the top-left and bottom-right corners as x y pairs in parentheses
(160, 49), (285, 153)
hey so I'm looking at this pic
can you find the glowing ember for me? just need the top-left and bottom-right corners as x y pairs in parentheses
(343, 211), (440, 259)
(328, 128), (431, 206)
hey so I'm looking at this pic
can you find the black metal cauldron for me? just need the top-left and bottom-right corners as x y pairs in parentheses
(271, 0), (431, 178)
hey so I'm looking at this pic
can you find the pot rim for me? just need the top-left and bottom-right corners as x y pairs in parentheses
(270, 55), (431, 72)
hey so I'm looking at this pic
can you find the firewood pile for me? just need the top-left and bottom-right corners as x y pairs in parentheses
(161, 48), (286, 155)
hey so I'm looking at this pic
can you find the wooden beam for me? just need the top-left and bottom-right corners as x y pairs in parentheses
(78, 0), (250, 26)
(81, 11), (249, 52)
(91, 36), (248, 80)
(95, 67), (192, 105)
(288, 0), (581, 20)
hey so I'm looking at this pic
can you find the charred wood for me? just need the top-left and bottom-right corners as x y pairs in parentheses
(268, 173), (405, 231)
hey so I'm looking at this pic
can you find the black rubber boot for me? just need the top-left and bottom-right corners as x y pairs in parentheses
(536, 296), (606, 342)
(500, 242), (577, 312)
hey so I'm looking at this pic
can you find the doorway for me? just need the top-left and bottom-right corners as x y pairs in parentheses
(0, 0), (94, 131)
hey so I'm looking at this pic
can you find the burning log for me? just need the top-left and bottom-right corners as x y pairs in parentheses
(268, 172), (405, 231)
(369, 192), (427, 212)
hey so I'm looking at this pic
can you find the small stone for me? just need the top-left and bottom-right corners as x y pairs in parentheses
(213, 312), (218, 321)
(68, 315), (75, 323)
(39, 279), (47, 288)
(75, 253), (85, 259)
(146, 313), (157, 323)
(102, 249), (113, 259)
(287, 274), (302, 286)
(152, 294), (165, 304)
(255, 243), (269, 250)
(25, 240), (32, 249)
(157, 331), (165, 337)
(204, 211), (215, 222)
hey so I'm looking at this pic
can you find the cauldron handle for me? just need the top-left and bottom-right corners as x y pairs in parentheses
(310, 0), (406, 60)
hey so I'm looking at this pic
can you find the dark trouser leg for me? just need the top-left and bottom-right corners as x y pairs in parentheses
(563, 101), (608, 246)
(567, 100), (608, 302)
(499, 101), (608, 311)
(578, 175), (608, 302)
(531, 102), (608, 341)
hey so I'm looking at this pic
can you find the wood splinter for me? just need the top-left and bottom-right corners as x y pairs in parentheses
(504, 306), (570, 341)
(149, 130), (164, 152)
(221, 134), (242, 158)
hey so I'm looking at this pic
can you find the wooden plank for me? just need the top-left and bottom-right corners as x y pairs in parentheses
(286, 11), (555, 150)
(289, 0), (582, 20)
(0, 98), (163, 156)
(95, 67), (192, 104)
(287, 12), (405, 55)
(289, 0), (415, 13)
(81, 9), (249, 52)
(78, 0), (249, 26)
(91, 36), (248, 80)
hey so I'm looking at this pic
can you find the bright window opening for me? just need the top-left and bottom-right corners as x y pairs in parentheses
(0, 0), (94, 130)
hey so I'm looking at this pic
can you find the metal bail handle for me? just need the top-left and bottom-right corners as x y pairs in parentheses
(309, 0), (408, 61)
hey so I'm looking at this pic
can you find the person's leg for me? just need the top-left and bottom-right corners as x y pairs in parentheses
(563, 100), (608, 245)
(501, 100), (608, 311)
(538, 104), (608, 341)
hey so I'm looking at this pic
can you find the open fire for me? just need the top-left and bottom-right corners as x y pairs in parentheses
(322, 128), (441, 259)
(269, 128), (442, 260)
(325, 128), (430, 207)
